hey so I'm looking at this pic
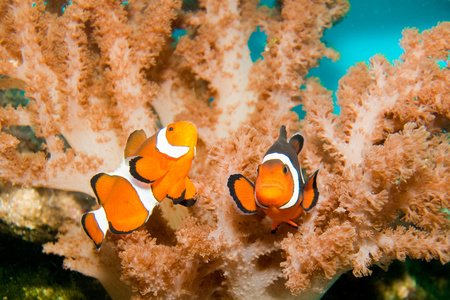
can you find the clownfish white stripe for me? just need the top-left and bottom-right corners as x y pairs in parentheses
(288, 133), (306, 184)
(255, 197), (269, 209)
(262, 152), (300, 209)
(107, 159), (159, 214)
(157, 127), (190, 158)
(93, 206), (109, 235)
(298, 166), (305, 185)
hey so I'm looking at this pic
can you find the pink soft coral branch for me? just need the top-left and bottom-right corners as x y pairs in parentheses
(1, 0), (449, 299)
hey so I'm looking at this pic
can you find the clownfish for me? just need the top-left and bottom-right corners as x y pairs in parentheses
(227, 125), (319, 233)
(81, 121), (197, 249)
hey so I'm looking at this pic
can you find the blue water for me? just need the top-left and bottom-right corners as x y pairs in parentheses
(247, 0), (450, 117)
(248, 26), (268, 62)
(309, 0), (450, 106)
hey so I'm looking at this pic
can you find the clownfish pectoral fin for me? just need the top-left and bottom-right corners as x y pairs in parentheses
(270, 221), (282, 234)
(129, 156), (170, 184)
(91, 173), (152, 234)
(227, 174), (258, 215)
(289, 132), (305, 155)
(81, 207), (108, 250)
(124, 130), (147, 158)
(301, 169), (320, 212)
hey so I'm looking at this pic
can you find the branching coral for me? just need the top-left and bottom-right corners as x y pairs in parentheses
(290, 22), (450, 290)
(0, 0), (177, 194)
(1, 0), (449, 299)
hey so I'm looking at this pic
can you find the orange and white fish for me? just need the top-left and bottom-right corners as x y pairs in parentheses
(227, 125), (319, 233)
(81, 121), (197, 249)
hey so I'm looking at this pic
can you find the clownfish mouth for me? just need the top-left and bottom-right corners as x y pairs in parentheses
(256, 179), (285, 191)
(258, 184), (284, 191)
(255, 180), (286, 203)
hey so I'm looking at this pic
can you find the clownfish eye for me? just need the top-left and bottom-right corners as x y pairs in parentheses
(283, 165), (289, 174)
(168, 127), (174, 131)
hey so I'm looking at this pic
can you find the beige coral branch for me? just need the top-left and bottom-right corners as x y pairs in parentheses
(1, 0), (449, 299)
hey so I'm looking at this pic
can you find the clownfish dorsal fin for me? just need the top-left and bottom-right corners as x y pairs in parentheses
(81, 207), (108, 250)
(279, 125), (288, 141)
(289, 132), (305, 155)
(124, 129), (147, 158)
(301, 168), (320, 211)
(129, 156), (171, 184)
(227, 174), (258, 214)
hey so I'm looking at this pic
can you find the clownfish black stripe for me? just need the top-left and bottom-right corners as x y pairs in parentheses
(129, 156), (152, 184)
(109, 221), (137, 235)
(301, 169), (320, 211)
(167, 189), (186, 205)
(90, 173), (106, 205)
(178, 198), (196, 207)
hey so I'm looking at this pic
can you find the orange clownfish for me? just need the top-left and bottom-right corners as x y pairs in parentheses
(81, 121), (197, 249)
(227, 125), (319, 233)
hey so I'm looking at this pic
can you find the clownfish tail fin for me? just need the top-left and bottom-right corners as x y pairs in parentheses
(301, 168), (320, 211)
(81, 207), (108, 250)
(227, 174), (258, 215)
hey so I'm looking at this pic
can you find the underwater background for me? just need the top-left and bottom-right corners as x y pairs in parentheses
(1, 0), (449, 299)
(318, 1), (450, 298)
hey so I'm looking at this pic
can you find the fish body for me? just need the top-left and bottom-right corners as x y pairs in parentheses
(81, 121), (197, 249)
(228, 125), (319, 233)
